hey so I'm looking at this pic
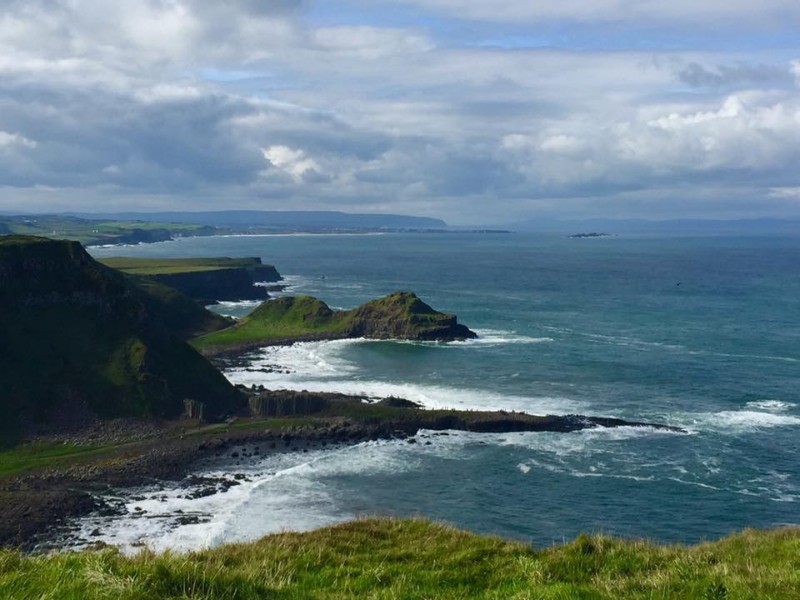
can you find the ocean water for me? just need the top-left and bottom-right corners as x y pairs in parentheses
(84, 232), (800, 552)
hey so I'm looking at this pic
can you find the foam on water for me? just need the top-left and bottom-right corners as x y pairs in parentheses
(745, 400), (796, 412)
(69, 438), (462, 554)
(460, 329), (555, 346)
(224, 337), (582, 414)
(228, 371), (583, 414)
(679, 410), (800, 433)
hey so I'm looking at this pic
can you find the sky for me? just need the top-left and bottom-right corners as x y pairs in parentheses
(1, 1), (800, 225)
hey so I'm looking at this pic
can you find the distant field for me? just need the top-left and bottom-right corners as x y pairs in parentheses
(100, 257), (264, 275)
(0, 215), (211, 245)
(1, 519), (798, 598)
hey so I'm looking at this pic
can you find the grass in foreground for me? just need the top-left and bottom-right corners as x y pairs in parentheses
(1, 519), (798, 599)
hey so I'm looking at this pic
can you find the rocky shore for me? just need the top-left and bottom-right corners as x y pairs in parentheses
(0, 391), (683, 551)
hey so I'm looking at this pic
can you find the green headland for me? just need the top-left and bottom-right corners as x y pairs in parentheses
(193, 291), (477, 354)
(99, 256), (282, 303)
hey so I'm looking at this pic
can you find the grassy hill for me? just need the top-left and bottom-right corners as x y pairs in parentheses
(193, 292), (476, 354)
(0, 519), (797, 598)
(0, 236), (243, 441)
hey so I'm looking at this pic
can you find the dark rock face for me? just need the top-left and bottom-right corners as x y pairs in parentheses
(0, 236), (244, 437)
(249, 391), (331, 417)
(149, 260), (281, 303)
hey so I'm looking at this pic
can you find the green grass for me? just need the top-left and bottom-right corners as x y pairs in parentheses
(0, 442), (115, 476)
(0, 216), (209, 245)
(100, 257), (264, 276)
(192, 296), (352, 350)
(0, 519), (798, 598)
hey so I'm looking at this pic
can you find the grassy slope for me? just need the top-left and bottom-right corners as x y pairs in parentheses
(0, 519), (798, 599)
(193, 296), (351, 349)
(100, 257), (264, 276)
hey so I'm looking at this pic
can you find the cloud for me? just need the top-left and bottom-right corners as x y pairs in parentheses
(0, 131), (36, 149)
(262, 145), (324, 181)
(380, 0), (800, 28)
(676, 62), (793, 89)
(0, 1), (799, 222)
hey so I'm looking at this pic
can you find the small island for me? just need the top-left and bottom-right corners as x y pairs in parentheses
(568, 232), (611, 238)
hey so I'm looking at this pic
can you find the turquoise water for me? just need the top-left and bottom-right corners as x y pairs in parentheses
(89, 233), (800, 548)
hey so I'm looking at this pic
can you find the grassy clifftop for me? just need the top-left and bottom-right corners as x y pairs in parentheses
(100, 257), (282, 303)
(193, 291), (476, 354)
(1, 519), (797, 598)
(0, 236), (242, 440)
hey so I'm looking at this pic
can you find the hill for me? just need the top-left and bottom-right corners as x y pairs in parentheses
(193, 291), (477, 354)
(0, 236), (243, 441)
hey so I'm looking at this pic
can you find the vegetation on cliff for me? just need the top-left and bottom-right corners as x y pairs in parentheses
(0, 236), (243, 441)
(100, 257), (282, 303)
(193, 291), (476, 353)
(1, 519), (797, 599)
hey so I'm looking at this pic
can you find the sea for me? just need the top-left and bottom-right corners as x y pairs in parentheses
(82, 231), (800, 553)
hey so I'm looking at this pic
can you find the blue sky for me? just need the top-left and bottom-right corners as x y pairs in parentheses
(1, 0), (799, 224)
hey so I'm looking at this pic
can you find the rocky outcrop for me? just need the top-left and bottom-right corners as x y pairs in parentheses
(348, 292), (476, 341)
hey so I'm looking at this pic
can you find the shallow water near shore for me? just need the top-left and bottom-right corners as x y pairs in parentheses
(85, 232), (800, 552)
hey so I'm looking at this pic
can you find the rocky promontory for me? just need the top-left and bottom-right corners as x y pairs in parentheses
(193, 291), (477, 355)
(100, 256), (282, 304)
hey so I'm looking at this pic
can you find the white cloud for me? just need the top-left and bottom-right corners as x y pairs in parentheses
(262, 145), (323, 181)
(0, 0), (799, 222)
(0, 131), (36, 148)
(312, 26), (433, 59)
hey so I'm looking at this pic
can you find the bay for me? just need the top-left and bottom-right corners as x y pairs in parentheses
(87, 232), (800, 550)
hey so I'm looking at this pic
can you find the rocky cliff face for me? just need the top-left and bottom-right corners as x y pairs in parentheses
(104, 257), (283, 303)
(149, 265), (277, 303)
(0, 236), (243, 439)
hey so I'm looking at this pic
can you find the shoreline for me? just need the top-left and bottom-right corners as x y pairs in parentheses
(0, 392), (684, 551)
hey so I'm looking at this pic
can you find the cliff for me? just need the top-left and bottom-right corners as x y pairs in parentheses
(193, 291), (477, 354)
(0, 236), (244, 440)
(100, 257), (282, 303)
